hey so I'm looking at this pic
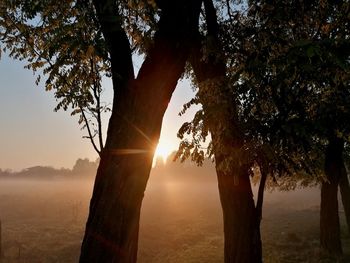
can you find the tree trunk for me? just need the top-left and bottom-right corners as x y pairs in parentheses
(216, 170), (261, 262)
(253, 163), (268, 259)
(209, 116), (261, 263)
(189, 1), (262, 262)
(339, 161), (350, 235)
(320, 137), (343, 257)
(80, 1), (201, 262)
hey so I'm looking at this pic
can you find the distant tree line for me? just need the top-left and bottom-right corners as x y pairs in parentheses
(0, 154), (215, 180)
(0, 158), (99, 179)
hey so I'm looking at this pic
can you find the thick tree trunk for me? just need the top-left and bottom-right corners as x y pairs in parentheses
(80, 1), (201, 262)
(216, 170), (261, 262)
(208, 108), (261, 263)
(339, 161), (350, 235)
(194, 73), (262, 263)
(212, 135), (261, 262)
(320, 137), (343, 257)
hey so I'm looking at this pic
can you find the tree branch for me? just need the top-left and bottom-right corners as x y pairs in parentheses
(93, 0), (135, 90)
(90, 58), (104, 152)
(204, 0), (219, 37)
(5, 13), (105, 156)
(80, 106), (101, 156)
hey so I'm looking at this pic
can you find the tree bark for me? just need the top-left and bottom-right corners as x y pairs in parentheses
(80, 1), (202, 262)
(320, 137), (343, 257)
(216, 170), (261, 262)
(253, 163), (268, 259)
(190, 0), (262, 261)
(339, 160), (350, 235)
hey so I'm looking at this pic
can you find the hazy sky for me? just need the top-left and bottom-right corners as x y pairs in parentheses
(0, 53), (197, 171)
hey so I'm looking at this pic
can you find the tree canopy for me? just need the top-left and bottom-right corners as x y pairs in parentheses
(0, 0), (162, 154)
(176, 0), (350, 188)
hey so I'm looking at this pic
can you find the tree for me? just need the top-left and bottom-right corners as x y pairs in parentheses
(80, 1), (203, 261)
(222, 0), (350, 258)
(1, 0), (202, 261)
(177, 1), (264, 261)
(72, 158), (98, 176)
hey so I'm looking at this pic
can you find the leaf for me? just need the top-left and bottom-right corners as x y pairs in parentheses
(306, 46), (315, 58)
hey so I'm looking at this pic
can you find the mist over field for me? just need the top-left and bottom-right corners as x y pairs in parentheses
(0, 161), (348, 263)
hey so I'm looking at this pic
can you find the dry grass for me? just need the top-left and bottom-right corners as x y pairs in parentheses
(0, 173), (348, 263)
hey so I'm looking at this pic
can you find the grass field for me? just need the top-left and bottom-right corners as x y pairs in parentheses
(0, 169), (348, 262)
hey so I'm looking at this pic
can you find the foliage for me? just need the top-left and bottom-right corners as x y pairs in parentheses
(0, 0), (108, 153)
(0, 0), (159, 154)
(228, 0), (350, 182)
(71, 157), (99, 175)
(176, 0), (350, 187)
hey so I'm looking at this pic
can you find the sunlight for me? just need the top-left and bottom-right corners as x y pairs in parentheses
(154, 141), (174, 164)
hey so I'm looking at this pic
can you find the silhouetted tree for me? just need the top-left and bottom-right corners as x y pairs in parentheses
(192, 1), (263, 261)
(223, 0), (350, 258)
(72, 158), (97, 176)
(1, 0), (202, 261)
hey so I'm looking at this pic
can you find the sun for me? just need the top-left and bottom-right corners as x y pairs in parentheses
(154, 141), (174, 164)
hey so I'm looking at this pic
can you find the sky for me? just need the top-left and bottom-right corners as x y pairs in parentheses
(0, 54), (197, 171)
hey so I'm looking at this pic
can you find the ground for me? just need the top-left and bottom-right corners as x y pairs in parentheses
(0, 170), (348, 262)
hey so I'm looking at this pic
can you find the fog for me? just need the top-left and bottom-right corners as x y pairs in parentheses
(0, 164), (348, 263)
